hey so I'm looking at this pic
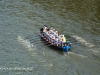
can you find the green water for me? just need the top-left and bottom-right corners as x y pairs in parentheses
(0, 0), (100, 75)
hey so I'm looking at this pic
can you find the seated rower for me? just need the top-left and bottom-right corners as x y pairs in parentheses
(62, 35), (66, 42)
(45, 29), (50, 42)
(42, 25), (50, 40)
(49, 33), (53, 43)
(61, 35), (67, 46)
(55, 31), (59, 37)
(55, 37), (59, 46)
(40, 25), (46, 38)
(43, 25), (48, 32)
(40, 25), (47, 35)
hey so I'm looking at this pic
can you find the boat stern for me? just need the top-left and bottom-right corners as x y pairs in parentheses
(63, 45), (71, 52)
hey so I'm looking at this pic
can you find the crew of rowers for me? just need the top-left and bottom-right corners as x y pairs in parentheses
(40, 25), (67, 46)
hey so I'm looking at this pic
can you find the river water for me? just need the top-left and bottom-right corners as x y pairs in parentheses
(0, 0), (100, 75)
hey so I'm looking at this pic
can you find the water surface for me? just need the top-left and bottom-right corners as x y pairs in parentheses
(0, 0), (100, 75)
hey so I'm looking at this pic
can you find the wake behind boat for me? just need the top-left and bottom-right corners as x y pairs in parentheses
(40, 25), (71, 52)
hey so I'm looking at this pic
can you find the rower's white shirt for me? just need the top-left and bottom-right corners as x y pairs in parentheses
(45, 31), (49, 36)
(43, 27), (47, 32)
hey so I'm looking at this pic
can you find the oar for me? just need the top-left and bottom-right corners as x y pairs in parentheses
(29, 40), (41, 44)
(67, 40), (85, 46)
(25, 35), (34, 39)
(30, 39), (49, 46)
(28, 37), (40, 42)
(25, 34), (39, 39)
(47, 43), (53, 46)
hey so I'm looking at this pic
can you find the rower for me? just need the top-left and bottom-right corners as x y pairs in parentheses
(62, 35), (66, 42)
(61, 35), (67, 46)
(43, 25), (48, 32)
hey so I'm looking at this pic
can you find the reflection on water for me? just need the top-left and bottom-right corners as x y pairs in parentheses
(0, 0), (100, 75)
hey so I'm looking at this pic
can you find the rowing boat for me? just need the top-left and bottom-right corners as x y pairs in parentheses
(40, 27), (71, 52)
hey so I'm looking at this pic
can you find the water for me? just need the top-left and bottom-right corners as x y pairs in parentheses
(0, 0), (100, 75)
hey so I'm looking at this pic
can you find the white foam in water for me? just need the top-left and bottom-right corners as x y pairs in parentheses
(44, 64), (53, 67)
(17, 35), (36, 51)
(89, 48), (100, 54)
(72, 35), (95, 47)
